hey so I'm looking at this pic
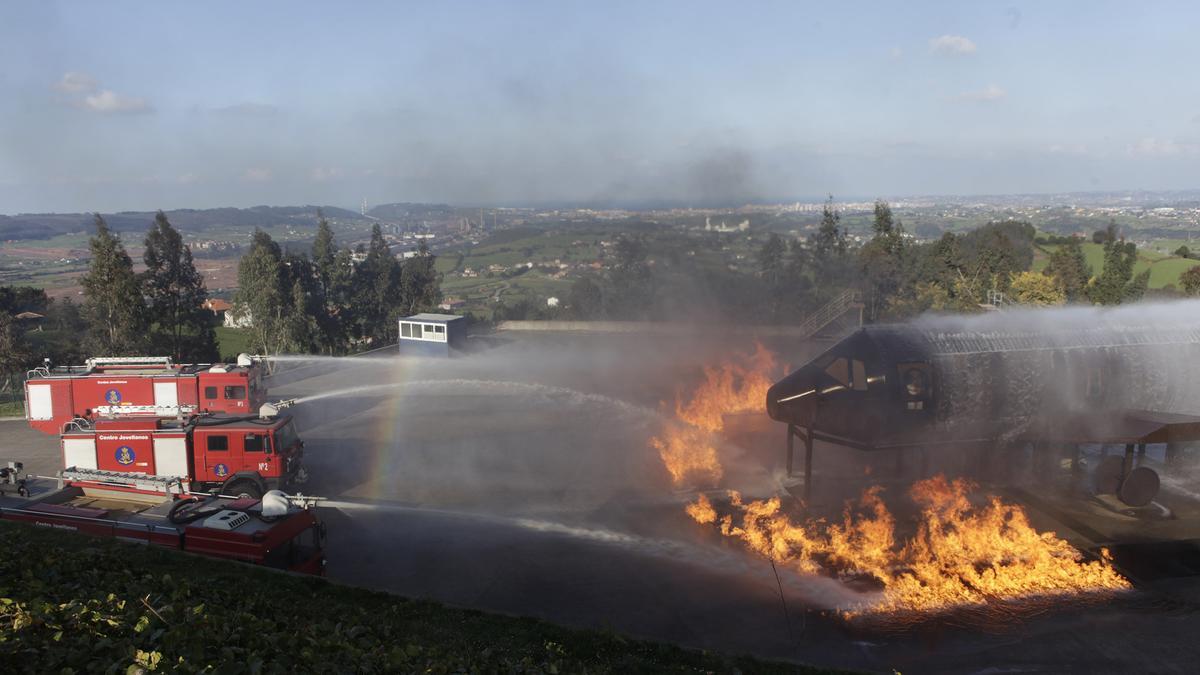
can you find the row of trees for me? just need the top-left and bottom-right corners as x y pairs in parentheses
(232, 214), (441, 355)
(81, 212), (217, 360)
(759, 201), (1160, 321)
(515, 197), (1181, 325)
(3, 210), (444, 383)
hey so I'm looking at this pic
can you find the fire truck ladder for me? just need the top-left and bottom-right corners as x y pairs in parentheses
(91, 404), (199, 418)
(58, 467), (189, 495)
(85, 356), (175, 369)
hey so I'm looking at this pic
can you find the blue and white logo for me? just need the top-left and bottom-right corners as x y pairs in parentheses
(105, 389), (122, 405)
(214, 463), (229, 478)
(115, 446), (135, 466)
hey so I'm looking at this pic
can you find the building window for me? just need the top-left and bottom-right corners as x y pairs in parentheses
(401, 322), (412, 338)
(434, 325), (445, 334)
(207, 435), (228, 452)
(204, 386), (218, 399)
(224, 385), (247, 400)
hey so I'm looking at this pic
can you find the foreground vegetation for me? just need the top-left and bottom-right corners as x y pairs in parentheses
(0, 521), (827, 674)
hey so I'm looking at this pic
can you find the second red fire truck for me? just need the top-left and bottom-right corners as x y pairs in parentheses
(61, 410), (308, 499)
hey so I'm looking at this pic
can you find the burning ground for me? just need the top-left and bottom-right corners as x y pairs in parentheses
(651, 344), (1132, 622)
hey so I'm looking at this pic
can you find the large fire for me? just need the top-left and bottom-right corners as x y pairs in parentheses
(656, 345), (1131, 618)
(651, 343), (777, 487)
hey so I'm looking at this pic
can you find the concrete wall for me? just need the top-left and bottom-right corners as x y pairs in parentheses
(495, 320), (830, 337)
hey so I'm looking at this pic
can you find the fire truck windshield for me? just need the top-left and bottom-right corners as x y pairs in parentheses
(274, 420), (300, 450)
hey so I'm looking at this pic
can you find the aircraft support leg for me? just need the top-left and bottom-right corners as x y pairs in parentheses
(804, 427), (814, 503)
(786, 424), (795, 477)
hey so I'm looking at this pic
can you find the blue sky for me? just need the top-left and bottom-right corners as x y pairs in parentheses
(2, 1), (1199, 213)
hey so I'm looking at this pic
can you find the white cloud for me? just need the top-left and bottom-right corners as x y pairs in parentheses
(211, 102), (279, 116)
(889, 47), (904, 61)
(1127, 137), (1199, 157)
(241, 167), (273, 182)
(1047, 143), (1091, 156)
(309, 167), (344, 182)
(54, 72), (151, 113)
(929, 35), (977, 55)
(55, 71), (96, 93)
(956, 84), (1006, 102)
(79, 89), (151, 114)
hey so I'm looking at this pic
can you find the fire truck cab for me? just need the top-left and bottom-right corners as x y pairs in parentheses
(24, 355), (266, 435)
(61, 414), (307, 499)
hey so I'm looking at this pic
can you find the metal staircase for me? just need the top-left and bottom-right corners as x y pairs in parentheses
(797, 289), (864, 338)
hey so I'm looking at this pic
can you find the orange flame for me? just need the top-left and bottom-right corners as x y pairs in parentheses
(656, 345), (1131, 618)
(693, 476), (1130, 616)
(652, 343), (777, 487)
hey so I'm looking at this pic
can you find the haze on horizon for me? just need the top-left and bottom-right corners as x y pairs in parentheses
(2, 1), (1199, 215)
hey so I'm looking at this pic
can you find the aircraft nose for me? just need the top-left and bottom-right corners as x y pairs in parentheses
(766, 366), (819, 423)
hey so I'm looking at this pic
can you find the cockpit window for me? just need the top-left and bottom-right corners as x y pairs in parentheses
(852, 360), (868, 391)
(825, 358), (850, 386)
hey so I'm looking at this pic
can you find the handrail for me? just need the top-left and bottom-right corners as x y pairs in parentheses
(797, 289), (861, 338)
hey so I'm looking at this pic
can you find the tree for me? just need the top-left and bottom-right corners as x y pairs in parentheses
(1044, 236), (1091, 302)
(566, 276), (603, 319)
(233, 230), (289, 356)
(1181, 265), (1200, 296)
(758, 233), (788, 320)
(81, 215), (147, 354)
(324, 248), (357, 350)
(607, 234), (654, 319)
(399, 238), (441, 317)
(142, 211), (217, 361)
(1175, 245), (1191, 259)
(858, 200), (909, 321)
(281, 255), (323, 353)
(351, 224), (402, 342)
(1088, 238), (1139, 305)
(0, 286), (48, 314)
(1009, 271), (1066, 306)
(0, 312), (30, 378)
(812, 196), (847, 261)
(312, 209), (336, 298)
(1092, 221), (1118, 245)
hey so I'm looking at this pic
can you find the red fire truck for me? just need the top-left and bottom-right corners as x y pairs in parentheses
(60, 411), (308, 499)
(0, 470), (325, 575)
(24, 355), (267, 435)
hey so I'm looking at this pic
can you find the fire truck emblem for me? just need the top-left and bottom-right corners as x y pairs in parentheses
(214, 463), (229, 478)
(115, 446), (135, 465)
(105, 389), (122, 405)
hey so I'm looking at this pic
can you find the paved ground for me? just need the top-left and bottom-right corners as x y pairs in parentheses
(7, 333), (1200, 672)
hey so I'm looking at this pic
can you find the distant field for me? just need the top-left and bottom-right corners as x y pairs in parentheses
(1033, 241), (1200, 289)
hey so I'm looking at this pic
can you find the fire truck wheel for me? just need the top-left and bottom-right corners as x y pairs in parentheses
(227, 480), (263, 500)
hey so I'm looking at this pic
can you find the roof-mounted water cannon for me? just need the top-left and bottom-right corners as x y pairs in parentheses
(259, 398), (297, 419)
(261, 489), (325, 515)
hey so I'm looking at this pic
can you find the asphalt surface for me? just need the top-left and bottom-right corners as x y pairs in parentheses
(7, 333), (1200, 672)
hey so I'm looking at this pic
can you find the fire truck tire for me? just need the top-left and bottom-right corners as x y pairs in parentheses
(226, 479), (263, 500)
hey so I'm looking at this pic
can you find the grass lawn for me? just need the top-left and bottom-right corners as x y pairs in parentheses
(214, 326), (254, 360)
(1033, 241), (1200, 289)
(0, 400), (23, 416)
(0, 519), (835, 673)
